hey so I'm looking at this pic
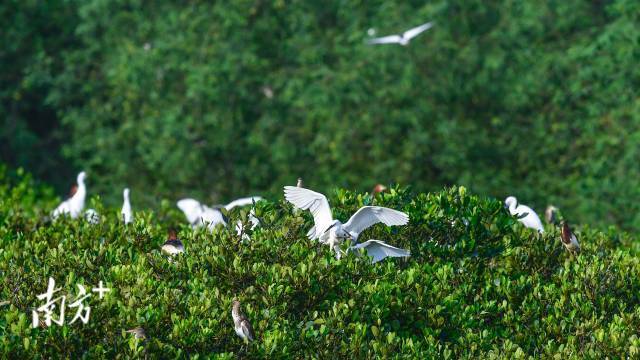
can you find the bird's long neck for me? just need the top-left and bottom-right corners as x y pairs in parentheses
(71, 181), (86, 204)
(232, 304), (242, 322)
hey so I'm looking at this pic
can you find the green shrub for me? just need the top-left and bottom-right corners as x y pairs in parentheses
(1, 174), (639, 358)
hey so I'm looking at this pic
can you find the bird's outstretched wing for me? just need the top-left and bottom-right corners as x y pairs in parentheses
(343, 206), (409, 238)
(177, 199), (204, 225)
(201, 206), (227, 228)
(403, 21), (434, 40)
(224, 196), (263, 211)
(351, 239), (410, 263)
(284, 186), (333, 239)
(366, 35), (402, 45)
(241, 319), (255, 341)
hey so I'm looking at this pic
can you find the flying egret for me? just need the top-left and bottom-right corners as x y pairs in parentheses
(504, 196), (544, 233)
(232, 299), (255, 342)
(284, 186), (409, 258)
(52, 171), (87, 219)
(121, 188), (133, 224)
(366, 21), (434, 46)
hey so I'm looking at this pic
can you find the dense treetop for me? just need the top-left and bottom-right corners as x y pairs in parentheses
(1, 1), (639, 231)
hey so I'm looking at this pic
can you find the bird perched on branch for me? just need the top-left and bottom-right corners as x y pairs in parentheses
(161, 229), (184, 256)
(284, 186), (409, 258)
(366, 21), (434, 46)
(504, 196), (544, 233)
(560, 221), (580, 253)
(121, 188), (133, 224)
(52, 171), (87, 219)
(232, 299), (255, 342)
(364, 184), (387, 205)
(177, 196), (262, 231)
(125, 326), (147, 341)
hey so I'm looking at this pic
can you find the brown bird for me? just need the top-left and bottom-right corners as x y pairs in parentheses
(365, 184), (388, 205)
(560, 221), (580, 253)
(545, 205), (559, 224)
(161, 229), (184, 256)
(125, 326), (147, 340)
(232, 299), (255, 342)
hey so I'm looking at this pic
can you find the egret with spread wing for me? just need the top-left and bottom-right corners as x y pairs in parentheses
(284, 186), (409, 258)
(367, 21), (434, 46)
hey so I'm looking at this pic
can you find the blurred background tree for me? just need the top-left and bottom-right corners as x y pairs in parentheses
(1, 0), (639, 230)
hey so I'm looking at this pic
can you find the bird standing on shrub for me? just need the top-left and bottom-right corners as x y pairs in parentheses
(560, 221), (580, 253)
(52, 171), (87, 219)
(504, 196), (544, 233)
(125, 326), (147, 340)
(284, 186), (409, 258)
(348, 239), (410, 263)
(366, 21), (434, 46)
(545, 205), (559, 224)
(232, 299), (255, 342)
(121, 188), (133, 224)
(161, 229), (184, 256)
(296, 178), (303, 188)
(364, 184), (387, 205)
(177, 196), (262, 231)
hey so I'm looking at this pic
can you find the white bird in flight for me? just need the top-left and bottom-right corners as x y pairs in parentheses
(505, 196), (544, 233)
(284, 186), (409, 258)
(121, 188), (133, 224)
(349, 239), (410, 263)
(52, 171), (87, 219)
(366, 21), (434, 46)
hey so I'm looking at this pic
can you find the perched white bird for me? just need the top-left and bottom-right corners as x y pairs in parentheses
(177, 199), (227, 229)
(84, 208), (100, 224)
(284, 186), (409, 258)
(348, 239), (410, 263)
(366, 21), (434, 46)
(52, 171), (87, 219)
(504, 196), (544, 233)
(121, 188), (133, 224)
(177, 197), (262, 231)
(560, 221), (580, 253)
(232, 300), (255, 342)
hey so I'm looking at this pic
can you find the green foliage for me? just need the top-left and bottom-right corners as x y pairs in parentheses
(2, 0), (640, 230)
(1, 174), (639, 358)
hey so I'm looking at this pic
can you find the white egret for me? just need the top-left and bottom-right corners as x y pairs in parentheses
(504, 196), (544, 233)
(284, 186), (409, 258)
(52, 171), (86, 219)
(366, 21), (434, 46)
